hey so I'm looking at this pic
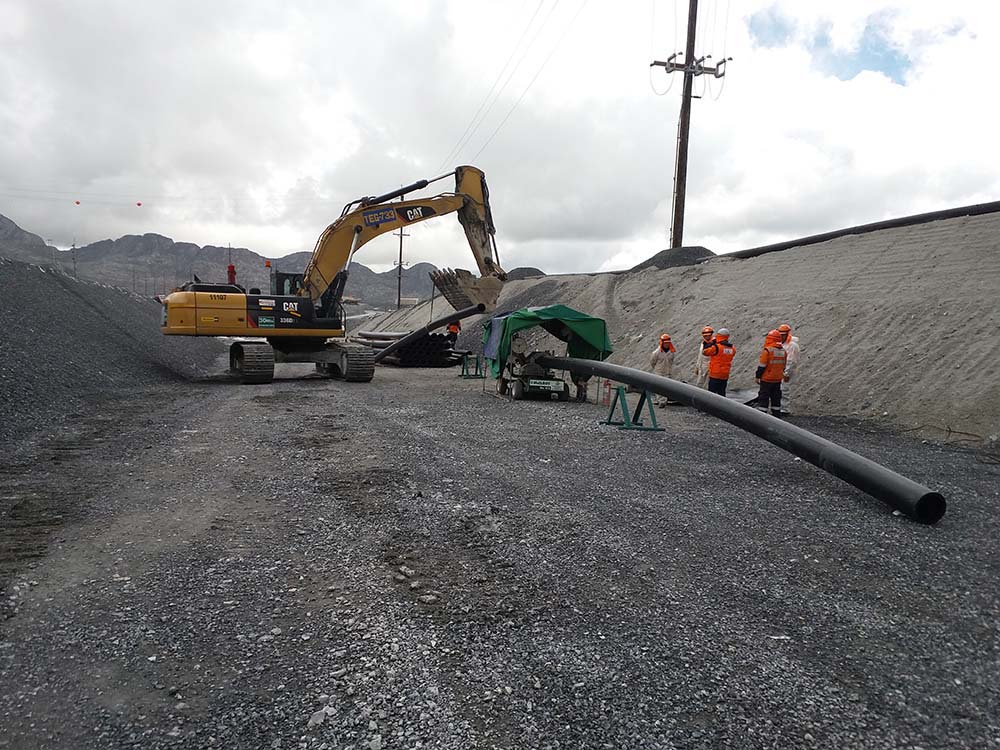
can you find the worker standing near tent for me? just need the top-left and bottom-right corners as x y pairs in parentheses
(782, 334), (802, 414)
(755, 329), (788, 415)
(692, 325), (715, 387)
(701, 328), (736, 397)
(649, 333), (676, 406)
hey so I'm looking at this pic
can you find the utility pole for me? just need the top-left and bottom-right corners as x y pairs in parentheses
(651, 0), (731, 248)
(392, 228), (410, 309)
(71, 240), (77, 278)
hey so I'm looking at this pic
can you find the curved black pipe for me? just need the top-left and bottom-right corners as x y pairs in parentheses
(372, 304), (485, 364)
(537, 355), (946, 524)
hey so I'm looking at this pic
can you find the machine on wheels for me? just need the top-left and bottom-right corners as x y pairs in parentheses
(483, 305), (613, 402)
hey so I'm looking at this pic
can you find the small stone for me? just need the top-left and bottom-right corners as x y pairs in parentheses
(147, 655), (157, 662)
(308, 709), (326, 727)
(398, 566), (416, 578)
(368, 720), (378, 731)
(409, 581), (422, 590)
(271, 627), (282, 635)
(418, 594), (439, 604)
(369, 735), (383, 750)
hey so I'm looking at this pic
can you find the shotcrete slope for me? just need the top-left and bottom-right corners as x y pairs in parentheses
(367, 211), (1000, 440)
(0, 257), (223, 446)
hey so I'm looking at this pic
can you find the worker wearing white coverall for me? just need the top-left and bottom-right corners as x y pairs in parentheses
(692, 325), (715, 388)
(781, 335), (802, 414)
(649, 334), (676, 406)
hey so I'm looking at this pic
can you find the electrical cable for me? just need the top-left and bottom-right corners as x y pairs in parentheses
(469, 0), (590, 161)
(649, 65), (675, 96)
(648, 0), (674, 96)
(435, 0), (545, 171)
(440, 0), (561, 170)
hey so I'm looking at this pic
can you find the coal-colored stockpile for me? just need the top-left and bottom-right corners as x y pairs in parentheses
(354, 330), (465, 368)
(0, 257), (224, 447)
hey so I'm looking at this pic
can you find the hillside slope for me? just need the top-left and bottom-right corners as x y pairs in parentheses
(0, 258), (223, 446)
(0, 213), (441, 307)
(367, 211), (1000, 441)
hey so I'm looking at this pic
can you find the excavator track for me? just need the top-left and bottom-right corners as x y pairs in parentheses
(342, 344), (375, 382)
(312, 342), (375, 382)
(230, 341), (275, 384)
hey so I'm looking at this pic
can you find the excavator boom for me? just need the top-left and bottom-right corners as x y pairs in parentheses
(301, 165), (506, 311)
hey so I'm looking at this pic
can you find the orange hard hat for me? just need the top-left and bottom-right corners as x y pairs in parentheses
(660, 333), (671, 341)
(765, 329), (782, 346)
(778, 323), (791, 333)
(701, 325), (714, 337)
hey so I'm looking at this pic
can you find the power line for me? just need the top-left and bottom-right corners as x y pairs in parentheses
(436, 0), (546, 171)
(470, 0), (591, 161)
(443, 0), (562, 168)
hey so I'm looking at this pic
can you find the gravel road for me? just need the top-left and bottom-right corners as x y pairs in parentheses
(1, 367), (998, 749)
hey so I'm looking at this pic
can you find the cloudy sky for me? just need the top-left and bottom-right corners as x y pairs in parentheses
(0, 0), (995, 273)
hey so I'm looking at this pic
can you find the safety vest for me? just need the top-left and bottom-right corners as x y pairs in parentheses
(704, 340), (736, 379)
(759, 345), (787, 382)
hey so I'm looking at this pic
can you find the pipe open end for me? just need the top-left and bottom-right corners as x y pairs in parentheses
(914, 492), (947, 524)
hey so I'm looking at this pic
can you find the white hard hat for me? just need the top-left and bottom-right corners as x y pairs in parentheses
(717, 328), (730, 337)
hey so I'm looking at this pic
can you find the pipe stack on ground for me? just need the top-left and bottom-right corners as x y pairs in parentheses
(354, 331), (465, 367)
(359, 304), (486, 368)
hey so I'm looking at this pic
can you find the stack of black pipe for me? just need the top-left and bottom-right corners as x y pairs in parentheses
(354, 330), (465, 367)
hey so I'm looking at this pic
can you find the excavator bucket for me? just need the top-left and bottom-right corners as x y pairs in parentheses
(430, 268), (504, 312)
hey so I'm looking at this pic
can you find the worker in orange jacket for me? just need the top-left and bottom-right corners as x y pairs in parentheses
(755, 329), (788, 415)
(445, 320), (461, 343)
(701, 328), (736, 397)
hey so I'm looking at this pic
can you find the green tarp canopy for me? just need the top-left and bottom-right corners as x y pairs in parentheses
(482, 304), (613, 377)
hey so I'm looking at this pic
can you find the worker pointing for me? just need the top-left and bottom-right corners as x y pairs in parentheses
(701, 327), (736, 397)
(649, 333), (675, 407)
(755, 329), (788, 416)
(692, 325), (714, 388)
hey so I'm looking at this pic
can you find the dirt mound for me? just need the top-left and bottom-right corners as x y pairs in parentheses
(506, 266), (546, 280)
(366, 210), (1000, 441)
(630, 244), (714, 271)
(0, 257), (224, 446)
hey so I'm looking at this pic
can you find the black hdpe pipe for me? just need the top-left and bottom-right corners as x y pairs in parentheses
(537, 355), (947, 524)
(373, 304), (485, 364)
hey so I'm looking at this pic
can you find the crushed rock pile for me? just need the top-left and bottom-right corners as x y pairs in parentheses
(0, 258), (224, 446)
(366, 210), (1000, 442)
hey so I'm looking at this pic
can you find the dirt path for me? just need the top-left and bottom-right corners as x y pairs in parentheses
(1, 368), (998, 749)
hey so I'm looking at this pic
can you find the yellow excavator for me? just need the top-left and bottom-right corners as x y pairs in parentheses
(160, 165), (506, 383)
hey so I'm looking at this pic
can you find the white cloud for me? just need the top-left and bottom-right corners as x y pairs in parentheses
(0, 0), (996, 275)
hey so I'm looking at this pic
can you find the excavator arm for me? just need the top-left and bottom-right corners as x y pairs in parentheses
(300, 165), (506, 311)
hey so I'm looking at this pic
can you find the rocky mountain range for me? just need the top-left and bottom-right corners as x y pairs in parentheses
(0, 213), (447, 308)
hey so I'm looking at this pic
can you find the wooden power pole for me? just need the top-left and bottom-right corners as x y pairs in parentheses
(651, 0), (731, 249)
(392, 228), (410, 309)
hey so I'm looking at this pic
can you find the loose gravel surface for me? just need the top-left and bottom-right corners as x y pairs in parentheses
(1, 367), (998, 749)
(0, 258), (223, 446)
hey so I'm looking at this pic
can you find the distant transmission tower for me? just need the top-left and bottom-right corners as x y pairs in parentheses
(651, 0), (732, 248)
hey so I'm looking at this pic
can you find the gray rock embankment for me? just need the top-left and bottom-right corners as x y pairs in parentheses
(0, 257), (223, 446)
